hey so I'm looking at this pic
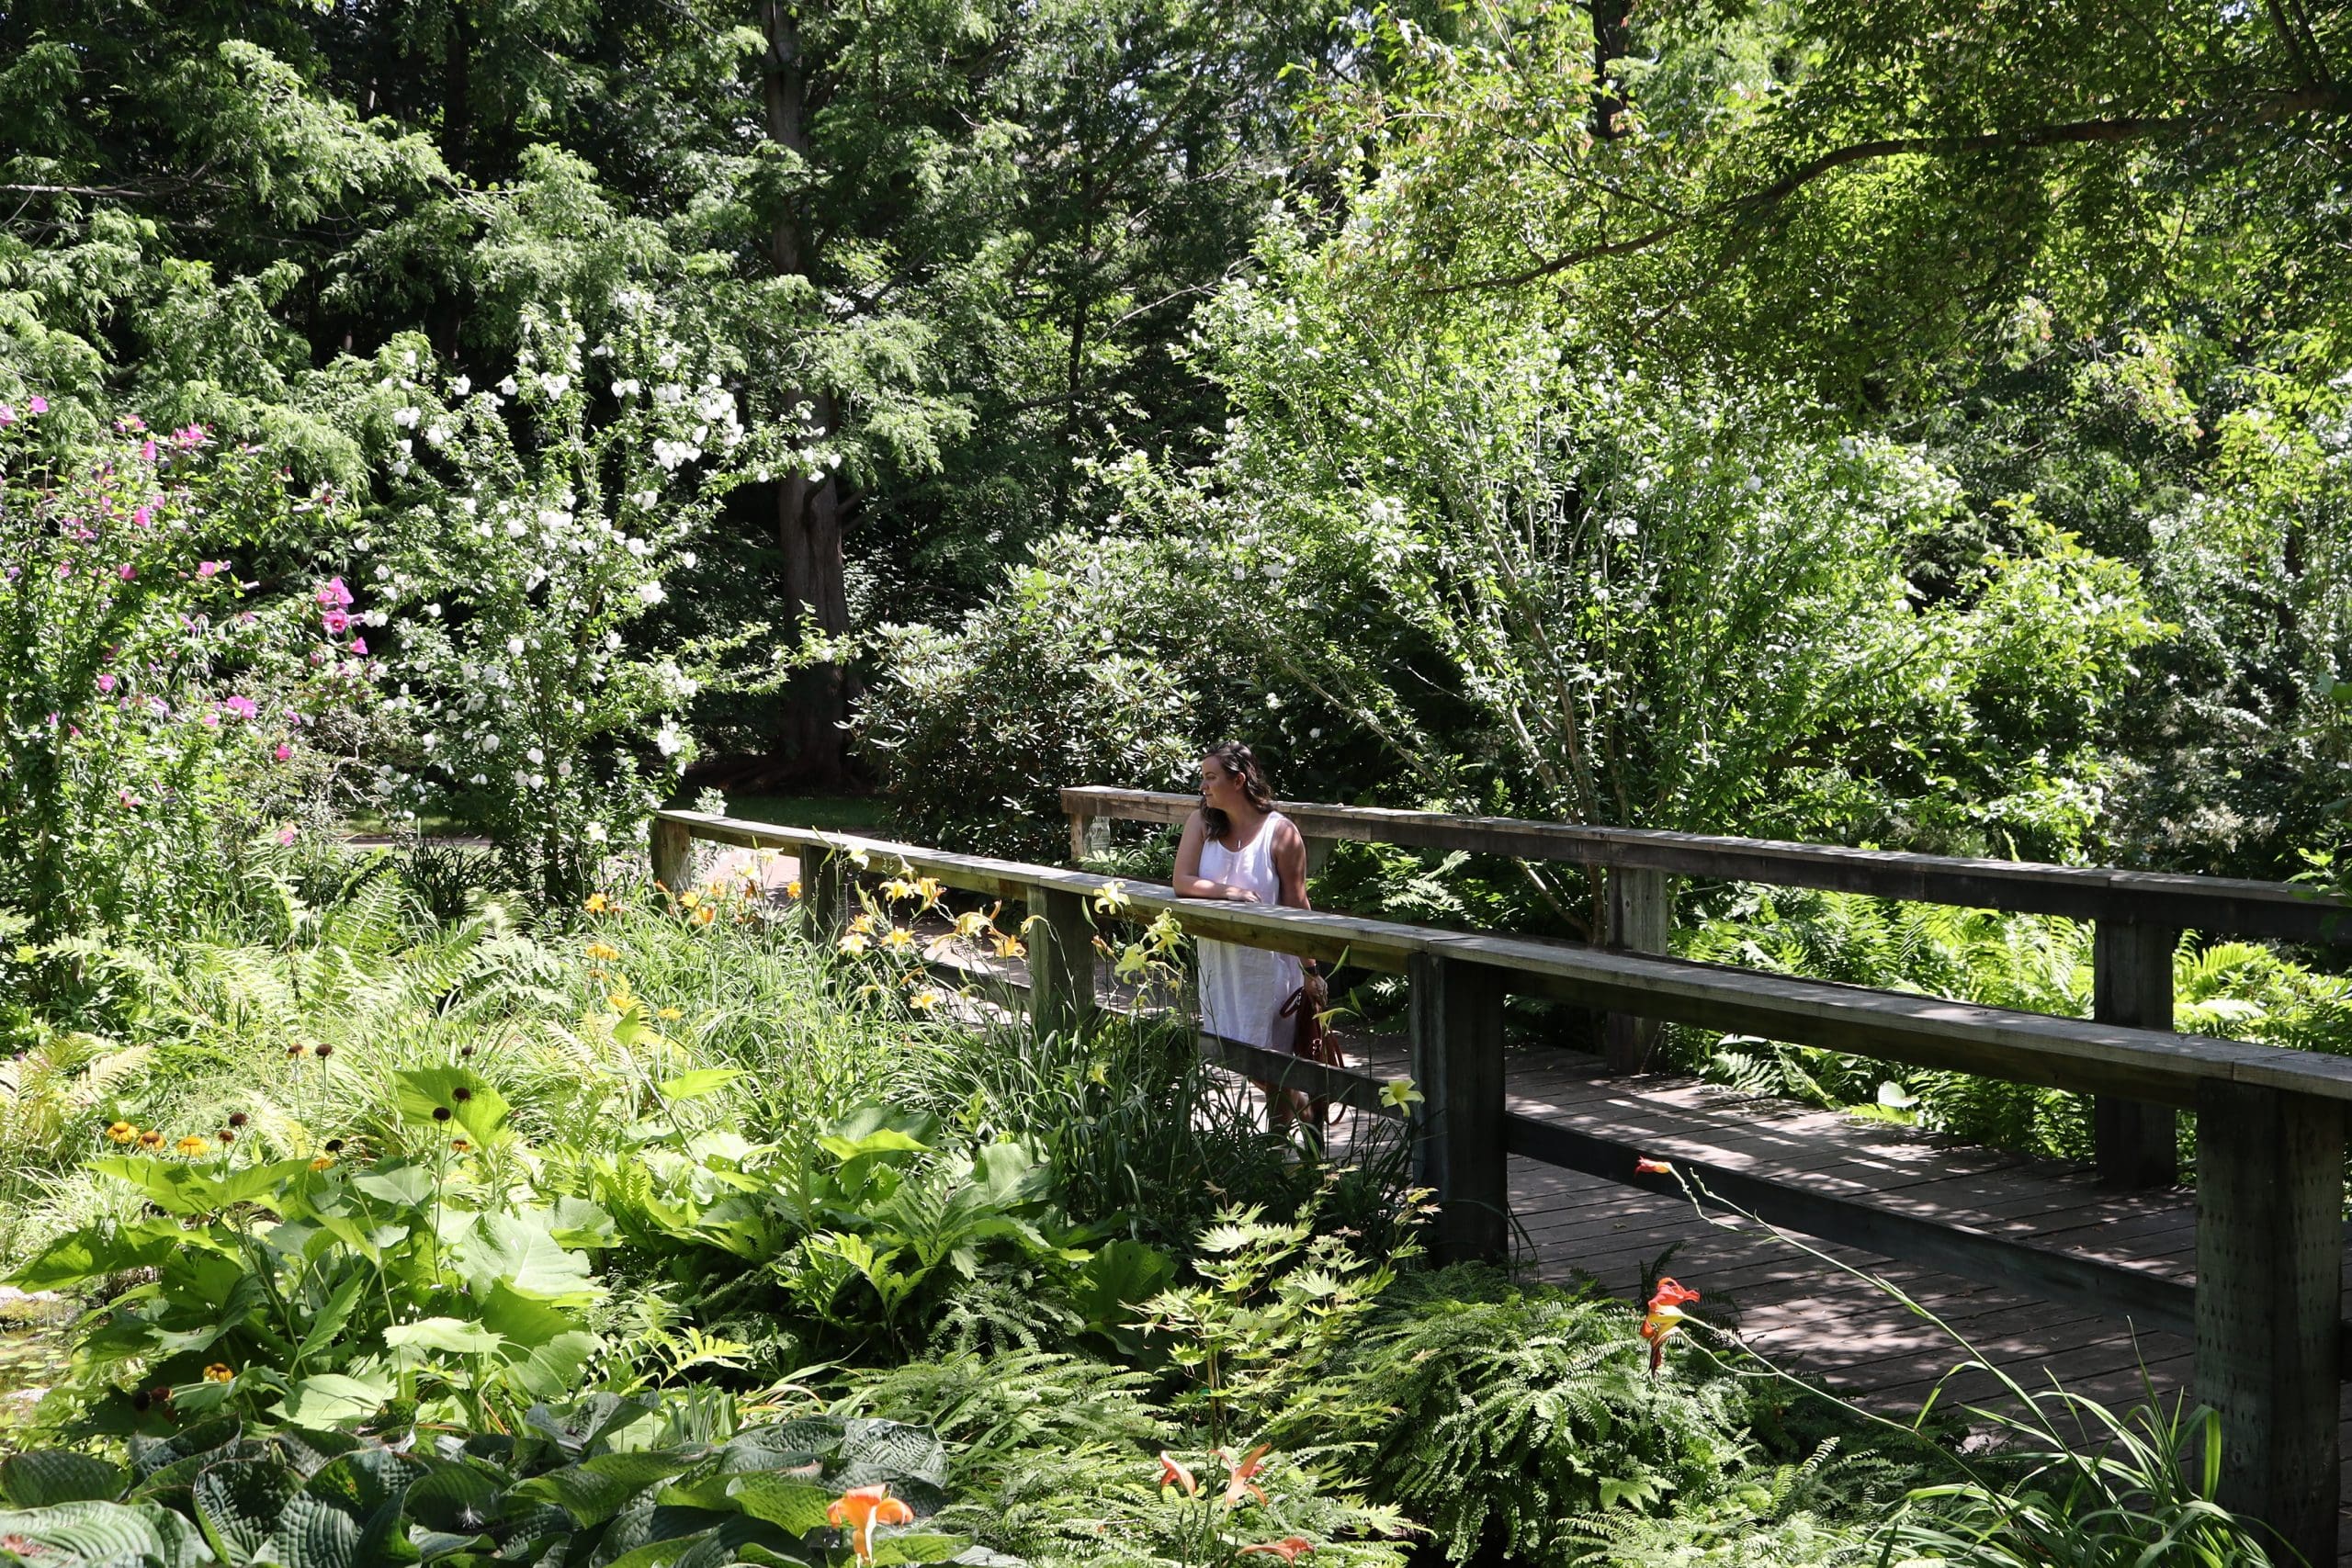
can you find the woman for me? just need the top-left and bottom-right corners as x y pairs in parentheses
(1173, 741), (1317, 1128)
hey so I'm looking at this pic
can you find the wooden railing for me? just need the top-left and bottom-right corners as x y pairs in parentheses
(1063, 784), (2352, 1191)
(654, 804), (2352, 1567)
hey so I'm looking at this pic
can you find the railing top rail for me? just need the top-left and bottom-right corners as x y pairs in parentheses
(658, 808), (2352, 1109)
(1059, 785), (2351, 945)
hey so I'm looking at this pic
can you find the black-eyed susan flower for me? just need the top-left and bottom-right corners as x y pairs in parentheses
(106, 1121), (137, 1144)
(174, 1134), (209, 1157)
(310, 1156), (334, 1172)
(137, 1129), (165, 1151)
(202, 1363), (233, 1383)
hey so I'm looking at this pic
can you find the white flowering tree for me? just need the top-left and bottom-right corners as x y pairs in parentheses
(356, 298), (799, 902)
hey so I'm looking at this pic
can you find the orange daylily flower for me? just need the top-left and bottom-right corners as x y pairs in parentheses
(693, 904), (717, 925)
(1157, 1451), (1198, 1496)
(827, 1485), (914, 1564)
(1220, 1443), (1272, 1507)
(1640, 1276), (1702, 1374)
(1238, 1539), (1315, 1562)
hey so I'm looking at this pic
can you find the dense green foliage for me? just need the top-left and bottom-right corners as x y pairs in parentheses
(6, 3), (2351, 1562)
(0, 870), (2284, 1566)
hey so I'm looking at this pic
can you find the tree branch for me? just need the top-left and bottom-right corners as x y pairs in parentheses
(1429, 85), (2352, 294)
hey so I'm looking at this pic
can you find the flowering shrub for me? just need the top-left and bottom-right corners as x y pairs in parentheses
(0, 401), (362, 941)
(356, 305), (791, 904)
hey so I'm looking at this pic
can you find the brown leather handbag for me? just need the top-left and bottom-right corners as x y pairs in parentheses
(1279, 963), (1344, 1127)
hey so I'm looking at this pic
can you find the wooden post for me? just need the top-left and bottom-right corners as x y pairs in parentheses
(1303, 835), (1333, 881)
(801, 846), (846, 942)
(2093, 921), (2179, 1187)
(1408, 952), (1509, 1263)
(1602, 866), (1670, 1072)
(650, 816), (692, 895)
(2193, 1081), (2343, 1567)
(1029, 886), (1098, 1037)
(1068, 812), (1092, 866)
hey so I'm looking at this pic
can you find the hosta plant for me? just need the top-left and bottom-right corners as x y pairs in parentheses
(9, 1066), (610, 1436)
(0, 1396), (999, 1566)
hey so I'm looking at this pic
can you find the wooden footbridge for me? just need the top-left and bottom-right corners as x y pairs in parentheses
(653, 791), (2352, 1565)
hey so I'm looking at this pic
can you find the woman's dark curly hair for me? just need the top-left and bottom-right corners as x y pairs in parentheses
(1199, 739), (1275, 843)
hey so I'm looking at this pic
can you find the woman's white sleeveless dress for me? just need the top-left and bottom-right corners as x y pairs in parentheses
(1196, 813), (1304, 1050)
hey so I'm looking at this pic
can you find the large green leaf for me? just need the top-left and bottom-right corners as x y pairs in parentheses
(391, 1066), (513, 1145)
(268, 1449), (424, 1568)
(192, 1458), (305, 1563)
(721, 1473), (834, 1535)
(350, 1164), (435, 1210)
(8, 1223), (179, 1292)
(455, 1214), (594, 1303)
(0, 1451), (124, 1508)
(0, 1501), (169, 1563)
(85, 1156), (316, 1218)
(548, 1196), (618, 1250)
(275, 1373), (396, 1427)
(129, 1418), (243, 1483)
(292, 1270), (371, 1371)
(476, 1285), (598, 1398)
(654, 1068), (744, 1101)
(401, 1461), (504, 1536)
(382, 1317), (504, 1359)
(715, 1420), (842, 1474)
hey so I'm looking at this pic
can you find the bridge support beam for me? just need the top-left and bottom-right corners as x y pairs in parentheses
(2094, 921), (2179, 1187)
(1603, 867), (1671, 1072)
(1409, 953), (1509, 1262)
(1029, 886), (1098, 1038)
(2194, 1080), (2343, 1568)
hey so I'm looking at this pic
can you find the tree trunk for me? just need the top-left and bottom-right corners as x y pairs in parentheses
(431, 0), (472, 357)
(1590, 0), (1634, 140)
(763, 0), (854, 785)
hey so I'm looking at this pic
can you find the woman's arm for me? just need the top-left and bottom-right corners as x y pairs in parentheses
(1173, 809), (1258, 901)
(1271, 819), (1313, 910)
